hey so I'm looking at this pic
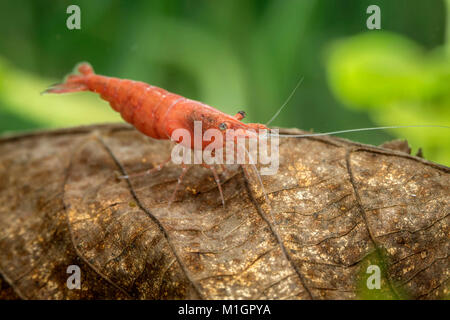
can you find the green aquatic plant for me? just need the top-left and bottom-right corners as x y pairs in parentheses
(326, 31), (450, 165)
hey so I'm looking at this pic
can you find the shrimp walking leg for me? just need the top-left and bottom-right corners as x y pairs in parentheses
(118, 157), (172, 179)
(202, 163), (225, 208)
(168, 163), (190, 207)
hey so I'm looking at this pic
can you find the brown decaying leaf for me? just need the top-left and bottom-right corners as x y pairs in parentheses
(0, 124), (448, 299)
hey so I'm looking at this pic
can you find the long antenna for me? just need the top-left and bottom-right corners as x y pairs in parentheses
(265, 76), (304, 126)
(269, 125), (450, 137)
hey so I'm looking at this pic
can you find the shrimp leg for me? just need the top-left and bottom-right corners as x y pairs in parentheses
(118, 157), (172, 179)
(168, 163), (190, 207)
(202, 163), (225, 209)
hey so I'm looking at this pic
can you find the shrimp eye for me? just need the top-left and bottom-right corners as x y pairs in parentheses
(219, 122), (228, 131)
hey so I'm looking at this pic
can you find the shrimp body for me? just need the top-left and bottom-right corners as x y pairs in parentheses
(45, 62), (271, 207)
(45, 62), (267, 150)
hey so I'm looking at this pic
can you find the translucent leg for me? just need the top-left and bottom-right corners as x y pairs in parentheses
(118, 157), (172, 179)
(241, 165), (250, 180)
(168, 163), (189, 207)
(202, 163), (225, 208)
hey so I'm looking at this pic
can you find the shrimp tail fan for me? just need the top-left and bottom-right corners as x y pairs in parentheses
(42, 62), (94, 94)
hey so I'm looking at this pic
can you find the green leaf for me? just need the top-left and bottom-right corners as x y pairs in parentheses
(325, 32), (450, 166)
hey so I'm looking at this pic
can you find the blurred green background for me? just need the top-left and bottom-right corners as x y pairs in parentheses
(0, 0), (448, 165)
